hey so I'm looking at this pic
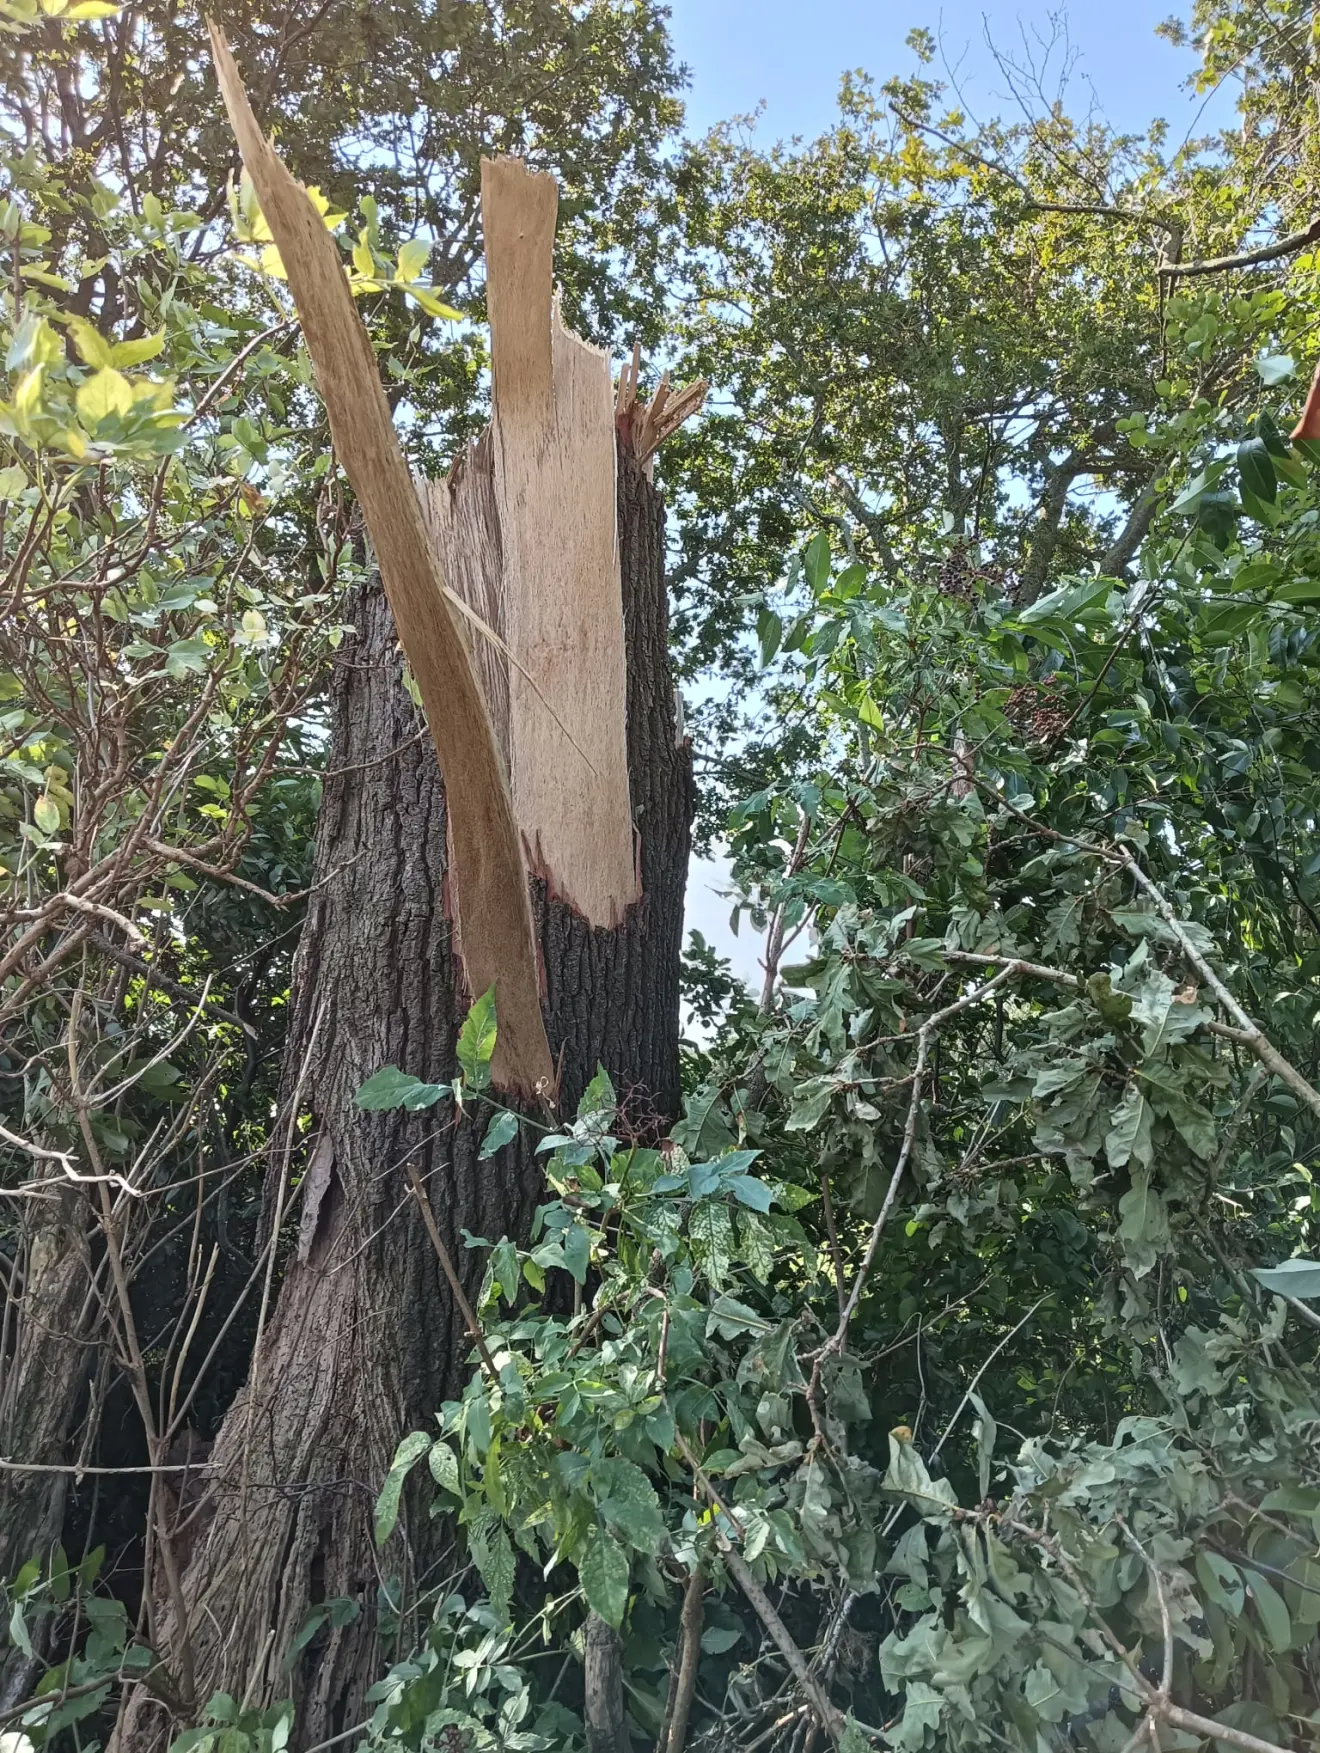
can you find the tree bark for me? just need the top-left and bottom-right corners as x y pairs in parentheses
(123, 446), (691, 1749)
(583, 1614), (631, 1753)
(0, 1185), (94, 1702)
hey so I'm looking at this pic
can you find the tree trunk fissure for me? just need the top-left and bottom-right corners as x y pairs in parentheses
(127, 448), (691, 1748)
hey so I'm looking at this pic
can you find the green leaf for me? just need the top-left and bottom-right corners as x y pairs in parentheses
(1255, 353), (1295, 385)
(356, 1066), (450, 1111)
(1105, 1084), (1153, 1170)
(803, 531), (831, 595)
(700, 1625), (742, 1655)
(785, 1082), (832, 1132)
(1252, 1258), (1320, 1300)
(468, 1512), (515, 1619)
(33, 794), (59, 834)
(689, 1200), (734, 1289)
(970, 1391), (997, 1501)
(1238, 435), (1277, 503)
(8, 1600), (33, 1658)
(725, 1174), (773, 1213)
(374, 1430), (431, 1545)
(1274, 579), (1320, 604)
(490, 1236), (519, 1304)
(1247, 1570), (1292, 1652)
(757, 605), (782, 666)
(578, 1523), (629, 1627)
(594, 1457), (665, 1554)
(1117, 1170), (1170, 1278)
(164, 636), (210, 678)
(457, 985), (498, 1091)
(1015, 576), (1112, 626)
(479, 1109), (519, 1158)
(562, 1221), (590, 1285)
(577, 1065), (616, 1120)
(1196, 1549), (1244, 1614)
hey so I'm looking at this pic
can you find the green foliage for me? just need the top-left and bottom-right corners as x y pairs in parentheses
(2, 1546), (155, 1747)
(360, 364), (1320, 1746)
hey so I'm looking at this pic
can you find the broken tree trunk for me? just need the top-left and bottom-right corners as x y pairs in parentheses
(120, 35), (698, 1749)
(127, 441), (690, 1747)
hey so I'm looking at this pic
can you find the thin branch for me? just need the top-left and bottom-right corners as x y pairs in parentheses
(406, 1163), (498, 1383)
(1160, 216), (1320, 279)
(1120, 852), (1320, 1122)
(831, 967), (1016, 1349)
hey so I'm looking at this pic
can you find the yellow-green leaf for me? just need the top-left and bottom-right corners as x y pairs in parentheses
(111, 331), (164, 367)
(305, 186), (348, 230)
(76, 367), (134, 424)
(7, 312), (61, 370)
(352, 234), (376, 279)
(64, 1), (120, 14)
(14, 364), (44, 415)
(33, 795), (60, 834)
(395, 237), (429, 282)
(67, 316), (113, 369)
(402, 284), (462, 321)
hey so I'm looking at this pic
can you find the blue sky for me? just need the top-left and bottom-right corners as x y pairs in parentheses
(667, 0), (1238, 1015)
(666, 0), (1234, 145)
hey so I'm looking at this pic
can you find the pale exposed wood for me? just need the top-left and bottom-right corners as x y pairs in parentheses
(417, 433), (510, 766)
(619, 370), (709, 468)
(481, 157), (638, 924)
(207, 26), (551, 1096)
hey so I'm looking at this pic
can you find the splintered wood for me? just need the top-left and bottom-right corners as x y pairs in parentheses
(421, 160), (637, 926)
(209, 28), (705, 1094)
(208, 25), (552, 1096)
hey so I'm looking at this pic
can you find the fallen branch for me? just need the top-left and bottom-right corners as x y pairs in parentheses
(674, 1432), (842, 1743)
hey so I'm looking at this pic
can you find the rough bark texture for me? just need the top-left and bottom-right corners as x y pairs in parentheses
(0, 1190), (94, 1703)
(583, 1614), (630, 1753)
(126, 448), (691, 1749)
